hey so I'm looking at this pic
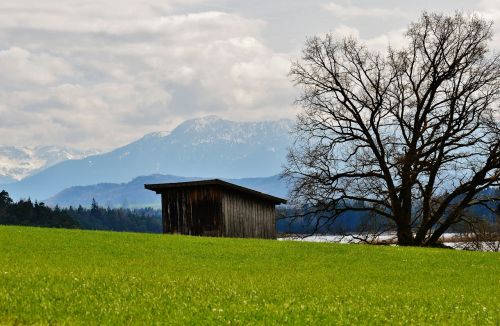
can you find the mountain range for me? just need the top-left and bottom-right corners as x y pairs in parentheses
(0, 146), (99, 184)
(2, 116), (294, 201)
(46, 174), (288, 208)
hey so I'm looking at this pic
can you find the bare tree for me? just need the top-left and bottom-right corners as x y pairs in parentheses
(452, 217), (500, 252)
(285, 12), (500, 246)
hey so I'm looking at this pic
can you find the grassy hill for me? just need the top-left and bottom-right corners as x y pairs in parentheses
(0, 226), (498, 325)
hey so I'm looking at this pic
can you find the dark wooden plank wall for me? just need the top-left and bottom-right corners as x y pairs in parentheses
(221, 191), (276, 239)
(161, 186), (224, 236)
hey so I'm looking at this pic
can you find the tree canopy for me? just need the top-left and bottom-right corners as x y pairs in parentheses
(285, 12), (500, 246)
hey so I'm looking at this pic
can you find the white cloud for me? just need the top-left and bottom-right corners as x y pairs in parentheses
(0, 1), (295, 149)
(0, 0), (488, 150)
(479, 0), (500, 18)
(0, 47), (73, 87)
(331, 25), (361, 39)
(324, 2), (404, 18)
(365, 29), (407, 51)
(478, 0), (500, 50)
(327, 25), (406, 52)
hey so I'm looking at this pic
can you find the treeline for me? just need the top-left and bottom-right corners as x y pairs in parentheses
(0, 190), (77, 228)
(3, 188), (498, 236)
(0, 191), (162, 233)
(277, 206), (385, 234)
(277, 193), (500, 235)
(66, 199), (161, 233)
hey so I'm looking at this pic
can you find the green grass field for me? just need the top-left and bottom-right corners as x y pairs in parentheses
(0, 226), (499, 325)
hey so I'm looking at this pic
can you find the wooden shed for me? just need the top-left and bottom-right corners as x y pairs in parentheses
(145, 179), (286, 239)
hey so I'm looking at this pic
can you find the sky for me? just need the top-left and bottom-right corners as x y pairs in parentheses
(0, 0), (499, 150)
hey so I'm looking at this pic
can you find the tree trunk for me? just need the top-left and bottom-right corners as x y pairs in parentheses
(396, 223), (414, 246)
(425, 224), (449, 246)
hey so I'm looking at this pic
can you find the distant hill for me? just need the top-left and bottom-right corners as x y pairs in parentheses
(45, 174), (288, 208)
(4, 116), (293, 200)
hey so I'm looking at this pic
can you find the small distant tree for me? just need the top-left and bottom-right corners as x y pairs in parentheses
(0, 190), (14, 223)
(90, 198), (100, 217)
(0, 190), (12, 210)
(285, 12), (500, 246)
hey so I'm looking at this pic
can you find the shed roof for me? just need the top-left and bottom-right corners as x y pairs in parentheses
(145, 179), (287, 205)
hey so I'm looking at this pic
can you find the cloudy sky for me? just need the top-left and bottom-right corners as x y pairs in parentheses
(0, 0), (498, 150)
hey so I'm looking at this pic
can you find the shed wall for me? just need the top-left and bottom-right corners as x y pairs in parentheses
(161, 186), (224, 236)
(221, 191), (276, 239)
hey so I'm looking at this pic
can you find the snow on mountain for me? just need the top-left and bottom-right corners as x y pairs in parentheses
(0, 146), (100, 183)
(4, 116), (294, 200)
(172, 115), (292, 145)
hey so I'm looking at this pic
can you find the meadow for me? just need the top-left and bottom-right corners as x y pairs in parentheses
(0, 225), (499, 325)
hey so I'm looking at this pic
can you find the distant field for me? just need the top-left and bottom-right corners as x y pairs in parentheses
(0, 226), (499, 325)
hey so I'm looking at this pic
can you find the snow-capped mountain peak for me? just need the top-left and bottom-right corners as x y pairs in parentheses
(0, 146), (100, 183)
(141, 130), (171, 140)
(170, 115), (294, 146)
(3, 116), (294, 200)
